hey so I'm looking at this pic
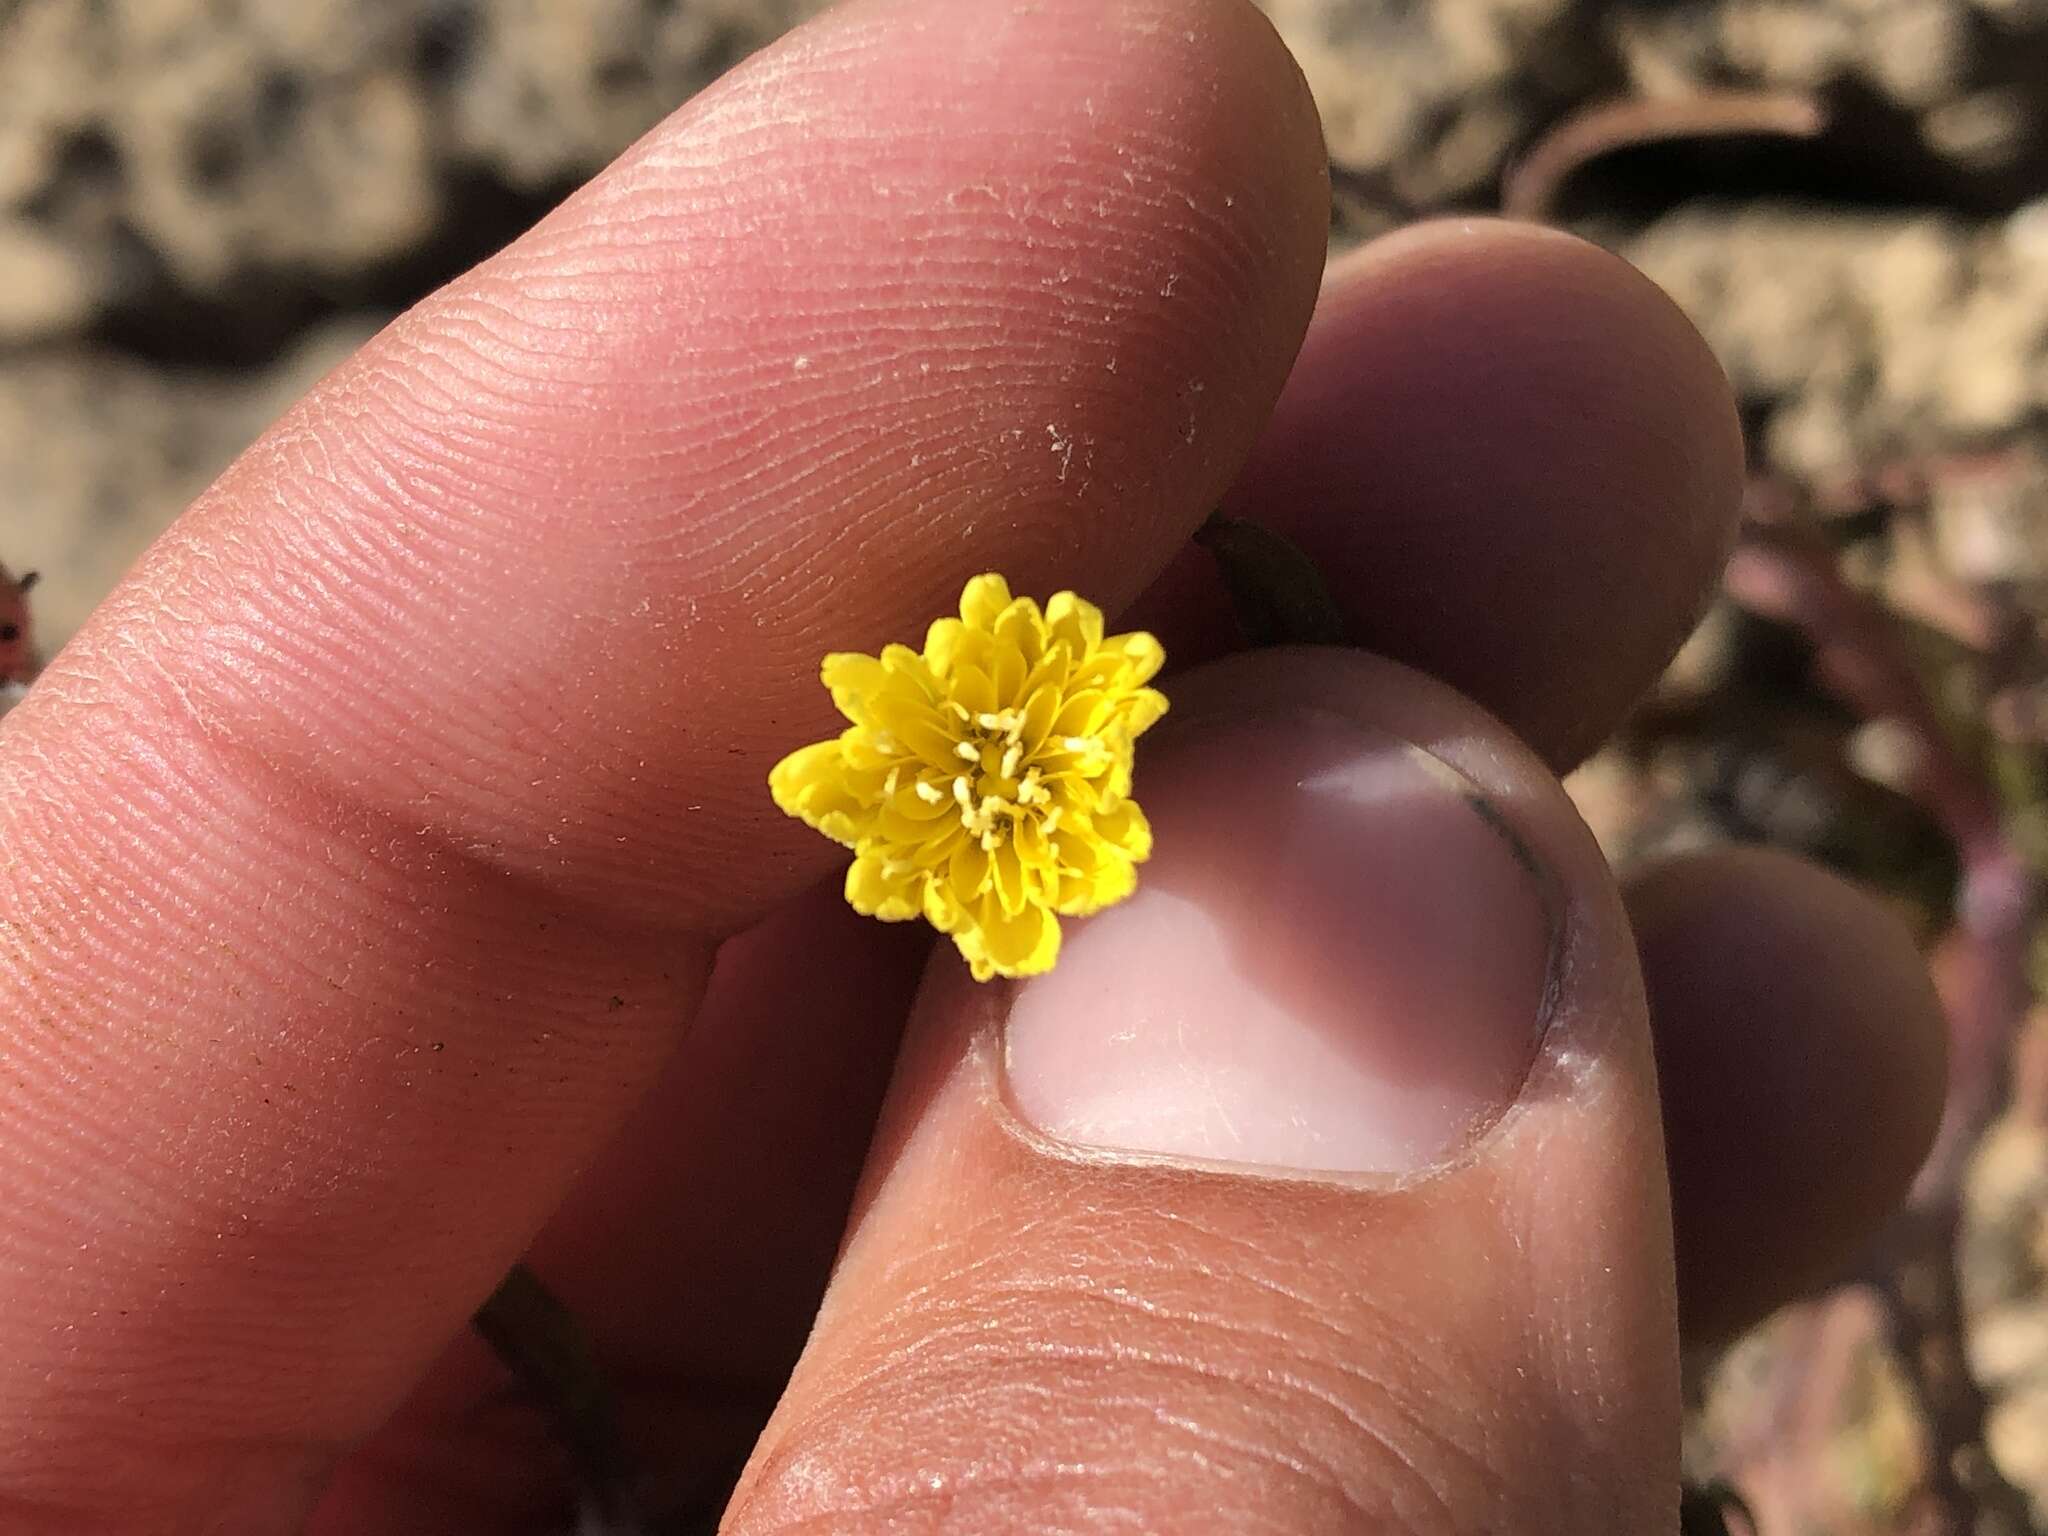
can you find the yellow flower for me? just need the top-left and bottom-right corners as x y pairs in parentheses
(770, 574), (1167, 981)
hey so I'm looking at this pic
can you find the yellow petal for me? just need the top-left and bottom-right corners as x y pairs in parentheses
(876, 800), (950, 845)
(1052, 689), (1111, 738)
(1053, 775), (1108, 816)
(949, 839), (992, 902)
(991, 634), (1029, 706)
(819, 652), (889, 725)
(838, 727), (902, 771)
(924, 877), (966, 933)
(1067, 650), (1129, 692)
(868, 691), (959, 767)
(882, 777), (955, 823)
(1046, 590), (1106, 654)
(1021, 643), (1075, 699)
(990, 838), (1027, 916)
(768, 740), (871, 847)
(845, 855), (923, 921)
(951, 924), (1000, 982)
(960, 574), (1013, 631)
(962, 625), (1001, 676)
(1019, 683), (1062, 756)
(1090, 798), (1153, 861)
(923, 616), (967, 675)
(909, 823), (965, 869)
(972, 897), (1061, 978)
(1014, 813), (1052, 870)
(878, 644), (942, 705)
(1099, 750), (1135, 802)
(1056, 848), (1136, 916)
(1053, 816), (1104, 870)
(1117, 686), (1169, 739)
(1112, 630), (1165, 687)
(993, 596), (1049, 671)
(953, 663), (997, 718)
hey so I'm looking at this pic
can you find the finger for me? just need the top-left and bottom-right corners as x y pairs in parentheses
(1626, 847), (1947, 1342)
(18, 0), (1326, 937)
(307, 885), (931, 1532)
(0, 0), (1328, 1525)
(727, 647), (1681, 1534)
(1131, 219), (1746, 770)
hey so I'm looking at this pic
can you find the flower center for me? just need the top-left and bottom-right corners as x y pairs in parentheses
(930, 704), (1057, 851)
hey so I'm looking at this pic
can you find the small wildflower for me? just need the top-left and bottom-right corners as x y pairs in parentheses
(770, 574), (1167, 980)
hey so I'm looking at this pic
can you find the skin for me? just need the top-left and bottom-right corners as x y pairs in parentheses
(0, 0), (1946, 1531)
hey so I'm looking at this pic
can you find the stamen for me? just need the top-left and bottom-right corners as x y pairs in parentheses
(883, 767), (901, 796)
(943, 701), (972, 721)
(999, 743), (1023, 780)
(1042, 806), (1063, 834)
(975, 708), (1025, 741)
(914, 778), (945, 804)
(954, 740), (982, 763)
(953, 776), (973, 809)
(1061, 735), (1096, 755)
(873, 731), (900, 754)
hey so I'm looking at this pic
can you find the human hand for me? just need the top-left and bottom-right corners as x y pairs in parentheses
(0, 1), (1946, 1531)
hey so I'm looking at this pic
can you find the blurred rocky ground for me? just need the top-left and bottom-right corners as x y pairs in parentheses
(9, 0), (2048, 640)
(10, 0), (2048, 1528)
(0, 0), (829, 641)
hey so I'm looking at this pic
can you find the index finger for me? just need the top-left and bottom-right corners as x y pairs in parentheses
(0, 0), (1327, 1525)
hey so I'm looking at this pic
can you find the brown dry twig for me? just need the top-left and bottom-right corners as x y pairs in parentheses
(1502, 92), (1828, 224)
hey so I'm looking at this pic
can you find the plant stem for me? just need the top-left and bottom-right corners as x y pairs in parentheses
(1195, 513), (1349, 648)
(472, 1262), (648, 1535)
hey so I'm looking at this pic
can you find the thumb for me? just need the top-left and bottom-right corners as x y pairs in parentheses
(725, 648), (1679, 1534)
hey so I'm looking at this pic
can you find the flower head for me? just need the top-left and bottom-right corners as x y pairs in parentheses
(770, 574), (1167, 980)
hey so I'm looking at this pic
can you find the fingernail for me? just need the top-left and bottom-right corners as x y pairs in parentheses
(1002, 709), (1557, 1176)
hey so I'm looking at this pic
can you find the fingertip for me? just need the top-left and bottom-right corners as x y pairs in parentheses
(1318, 223), (1744, 764)
(1315, 217), (1744, 550)
(1626, 847), (1947, 1341)
(1148, 217), (1744, 770)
